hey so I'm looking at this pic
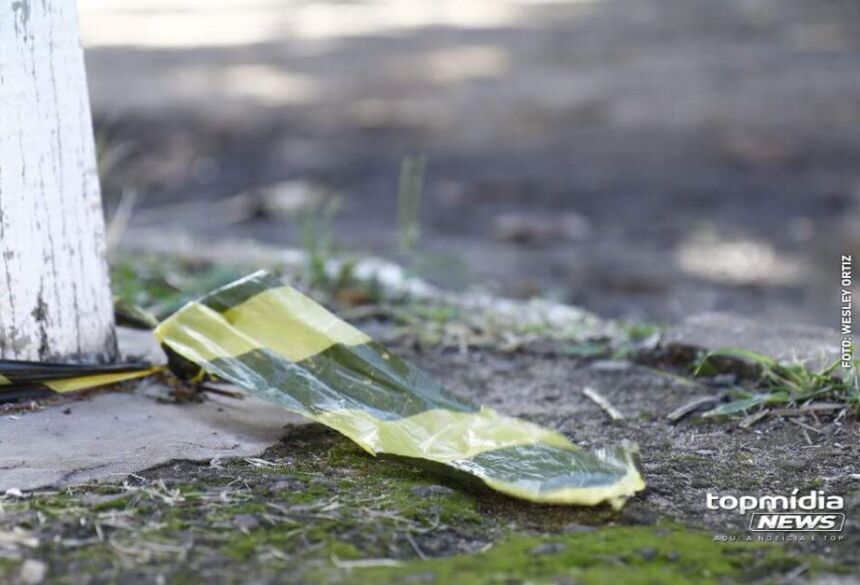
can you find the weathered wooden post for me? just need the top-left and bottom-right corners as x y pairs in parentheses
(0, 1), (116, 362)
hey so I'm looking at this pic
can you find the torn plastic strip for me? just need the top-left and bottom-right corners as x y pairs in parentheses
(155, 270), (645, 508)
(0, 360), (159, 401)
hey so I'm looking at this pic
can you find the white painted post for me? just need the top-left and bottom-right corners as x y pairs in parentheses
(0, 0), (116, 362)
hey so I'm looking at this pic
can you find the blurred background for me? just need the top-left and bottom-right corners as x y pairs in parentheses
(81, 0), (860, 328)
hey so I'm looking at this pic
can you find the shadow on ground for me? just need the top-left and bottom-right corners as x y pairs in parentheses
(85, 0), (860, 328)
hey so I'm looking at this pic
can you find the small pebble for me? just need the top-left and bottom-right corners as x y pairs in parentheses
(709, 374), (737, 387)
(310, 477), (336, 490)
(638, 547), (658, 561)
(404, 571), (436, 584)
(410, 485), (455, 498)
(563, 522), (595, 534)
(529, 542), (566, 556)
(270, 479), (306, 493)
(19, 559), (47, 585)
(590, 360), (631, 371)
(232, 514), (260, 531)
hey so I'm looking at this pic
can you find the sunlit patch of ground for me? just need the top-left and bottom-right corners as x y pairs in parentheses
(79, 0), (600, 49)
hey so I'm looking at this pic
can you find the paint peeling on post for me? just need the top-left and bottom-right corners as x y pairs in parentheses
(0, 0), (117, 362)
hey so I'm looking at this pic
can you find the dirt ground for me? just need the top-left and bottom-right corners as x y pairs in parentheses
(409, 343), (860, 549)
(85, 0), (860, 327)
(1, 262), (858, 583)
(1, 332), (858, 584)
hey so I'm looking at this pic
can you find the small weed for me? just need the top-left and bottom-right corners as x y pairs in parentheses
(397, 154), (426, 257)
(111, 255), (242, 320)
(301, 196), (342, 290)
(298, 198), (383, 306)
(692, 347), (860, 416)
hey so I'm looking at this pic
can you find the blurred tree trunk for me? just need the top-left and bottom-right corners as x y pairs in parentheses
(0, 1), (116, 362)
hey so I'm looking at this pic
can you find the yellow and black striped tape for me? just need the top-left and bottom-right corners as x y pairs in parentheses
(154, 271), (645, 507)
(0, 360), (157, 397)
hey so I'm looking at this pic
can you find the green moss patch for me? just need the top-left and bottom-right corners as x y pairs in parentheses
(335, 524), (813, 585)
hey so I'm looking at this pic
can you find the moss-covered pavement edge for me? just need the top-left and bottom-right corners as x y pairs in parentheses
(0, 425), (845, 585)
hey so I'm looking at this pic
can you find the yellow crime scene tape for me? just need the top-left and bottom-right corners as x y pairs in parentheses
(1, 271), (645, 508)
(0, 362), (158, 396)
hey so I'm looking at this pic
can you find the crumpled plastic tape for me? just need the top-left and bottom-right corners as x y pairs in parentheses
(154, 271), (645, 507)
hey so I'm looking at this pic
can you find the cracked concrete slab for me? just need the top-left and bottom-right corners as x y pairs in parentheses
(663, 312), (842, 372)
(0, 382), (305, 492)
(0, 327), (305, 492)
